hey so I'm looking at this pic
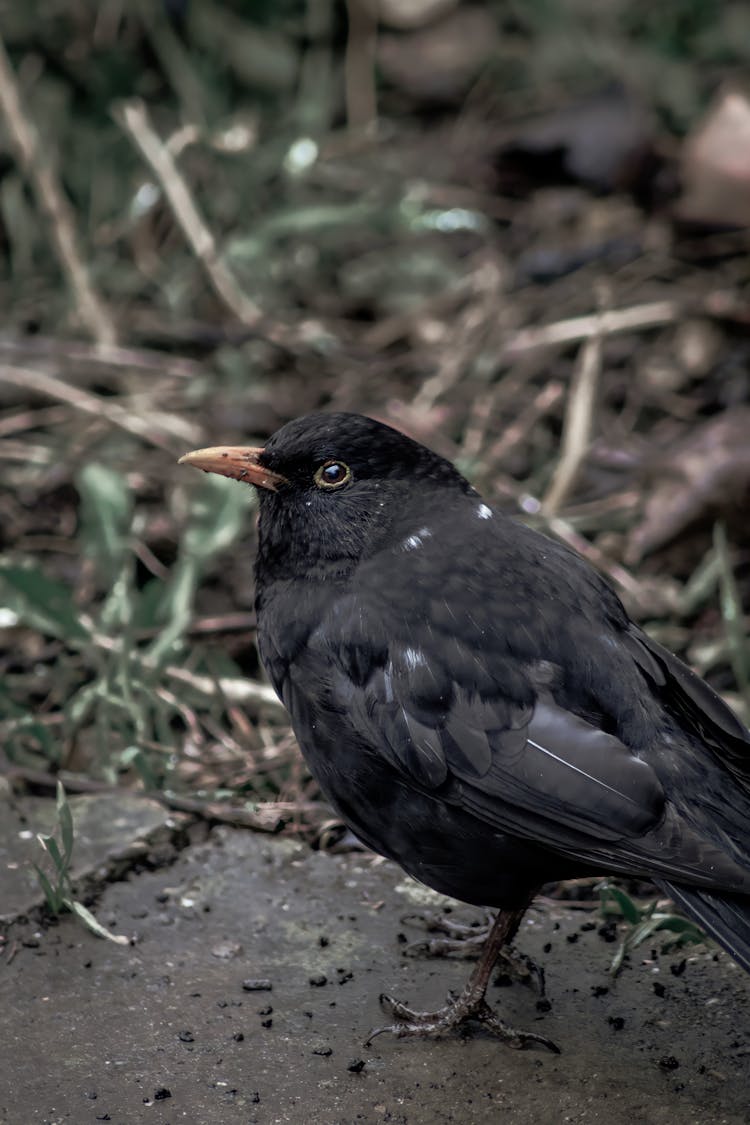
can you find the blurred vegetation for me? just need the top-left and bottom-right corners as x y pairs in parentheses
(0, 0), (748, 860)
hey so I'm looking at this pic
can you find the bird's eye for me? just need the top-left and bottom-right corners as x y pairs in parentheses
(314, 460), (352, 489)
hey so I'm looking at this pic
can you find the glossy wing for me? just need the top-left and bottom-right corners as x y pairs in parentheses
(311, 601), (749, 892)
(622, 625), (750, 783)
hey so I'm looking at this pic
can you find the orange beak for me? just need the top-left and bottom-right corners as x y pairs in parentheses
(178, 446), (287, 491)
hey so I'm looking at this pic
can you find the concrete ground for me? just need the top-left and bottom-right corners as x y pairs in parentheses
(1, 795), (749, 1125)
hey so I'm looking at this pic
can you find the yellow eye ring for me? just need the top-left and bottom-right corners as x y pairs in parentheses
(314, 460), (352, 489)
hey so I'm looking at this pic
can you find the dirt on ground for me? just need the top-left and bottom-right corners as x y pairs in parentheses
(1, 803), (749, 1125)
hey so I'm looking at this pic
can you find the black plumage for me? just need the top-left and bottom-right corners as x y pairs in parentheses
(180, 411), (750, 1047)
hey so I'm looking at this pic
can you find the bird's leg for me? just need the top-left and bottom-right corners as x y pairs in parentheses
(400, 909), (546, 995)
(366, 904), (558, 1052)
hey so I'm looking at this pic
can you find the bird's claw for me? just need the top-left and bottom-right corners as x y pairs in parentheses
(494, 947), (547, 997)
(364, 992), (559, 1052)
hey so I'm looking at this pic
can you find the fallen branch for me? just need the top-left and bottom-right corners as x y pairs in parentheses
(157, 791), (285, 832)
(0, 758), (285, 834)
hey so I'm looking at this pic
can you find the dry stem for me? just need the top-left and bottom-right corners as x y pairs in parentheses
(0, 364), (199, 448)
(344, 0), (378, 133)
(114, 98), (323, 353)
(504, 300), (676, 360)
(0, 36), (116, 347)
(114, 98), (265, 328)
(542, 331), (602, 515)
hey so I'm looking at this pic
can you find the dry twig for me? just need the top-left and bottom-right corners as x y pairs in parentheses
(485, 382), (565, 469)
(411, 260), (505, 413)
(0, 365), (199, 448)
(164, 666), (284, 713)
(114, 98), (265, 328)
(344, 0), (378, 133)
(114, 98), (326, 358)
(0, 334), (204, 381)
(542, 331), (602, 515)
(503, 300), (676, 360)
(156, 791), (284, 832)
(0, 36), (116, 347)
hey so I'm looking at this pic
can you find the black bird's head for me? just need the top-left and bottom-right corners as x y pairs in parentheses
(179, 412), (474, 580)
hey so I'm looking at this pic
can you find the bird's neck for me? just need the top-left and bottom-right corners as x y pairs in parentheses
(254, 498), (378, 589)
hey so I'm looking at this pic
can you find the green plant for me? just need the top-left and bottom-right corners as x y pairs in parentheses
(0, 462), (253, 783)
(598, 881), (707, 975)
(34, 782), (129, 944)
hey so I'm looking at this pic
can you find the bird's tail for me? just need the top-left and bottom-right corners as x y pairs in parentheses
(659, 881), (750, 973)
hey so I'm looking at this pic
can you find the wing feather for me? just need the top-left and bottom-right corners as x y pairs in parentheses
(294, 589), (750, 893)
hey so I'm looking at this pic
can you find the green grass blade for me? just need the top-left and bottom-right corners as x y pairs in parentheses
(56, 782), (75, 864)
(67, 899), (130, 945)
(598, 881), (642, 924)
(37, 833), (64, 874)
(0, 562), (90, 643)
(76, 462), (133, 585)
(147, 474), (253, 664)
(33, 864), (62, 913)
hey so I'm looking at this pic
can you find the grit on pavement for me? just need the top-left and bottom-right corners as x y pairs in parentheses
(1, 794), (749, 1125)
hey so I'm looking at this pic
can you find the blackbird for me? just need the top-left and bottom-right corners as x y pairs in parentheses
(180, 411), (750, 1049)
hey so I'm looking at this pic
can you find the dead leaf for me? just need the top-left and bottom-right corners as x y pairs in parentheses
(378, 7), (498, 103)
(677, 87), (750, 227)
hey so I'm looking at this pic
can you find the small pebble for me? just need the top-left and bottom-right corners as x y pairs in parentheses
(242, 978), (273, 992)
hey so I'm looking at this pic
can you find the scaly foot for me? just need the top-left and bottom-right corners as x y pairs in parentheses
(365, 990), (558, 1051)
(367, 904), (557, 1050)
